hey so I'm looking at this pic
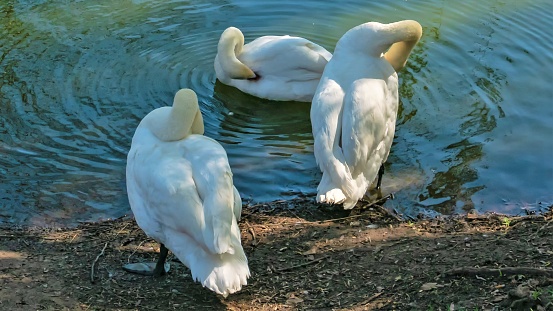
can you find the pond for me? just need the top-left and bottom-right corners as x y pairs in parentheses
(1, 0), (552, 226)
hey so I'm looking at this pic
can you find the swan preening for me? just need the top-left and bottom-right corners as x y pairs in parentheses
(311, 20), (423, 209)
(214, 26), (332, 102)
(123, 19), (422, 295)
(125, 89), (249, 297)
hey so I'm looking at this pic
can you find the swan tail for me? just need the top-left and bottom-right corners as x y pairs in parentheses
(188, 247), (250, 297)
(319, 144), (357, 195)
(314, 155), (357, 205)
(313, 149), (357, 205)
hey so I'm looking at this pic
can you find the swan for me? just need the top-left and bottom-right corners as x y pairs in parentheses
(124, 88), (249, 297)
(311, 20), (423, 209)
(214, 26), (332, 102)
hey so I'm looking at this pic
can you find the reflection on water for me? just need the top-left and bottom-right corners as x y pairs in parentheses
(0, 0), (552, 226)
(213, 82), (318, 202)
(417, 139), (486, 213)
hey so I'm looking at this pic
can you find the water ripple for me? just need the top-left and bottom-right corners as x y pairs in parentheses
(0, 0), (552, 226)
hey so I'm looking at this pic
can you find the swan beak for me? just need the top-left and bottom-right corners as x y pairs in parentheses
(244, 67), (256, 79)
(229, 68), (256, 80)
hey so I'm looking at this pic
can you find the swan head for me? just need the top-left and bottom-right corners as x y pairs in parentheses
(145, 88), (205, 142)
(382, 20), (422, 71)
(216, 27), (256, 80)
(173, 88), (205, 135)
(337, 20), (422, 72)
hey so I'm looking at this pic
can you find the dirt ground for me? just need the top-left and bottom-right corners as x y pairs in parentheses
(0, 198), (552, 311)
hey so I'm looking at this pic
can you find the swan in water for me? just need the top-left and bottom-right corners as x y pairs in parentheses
(125, 89), (249, 297)
(214, 26), (332, 102)
(311, 20), (423, 209)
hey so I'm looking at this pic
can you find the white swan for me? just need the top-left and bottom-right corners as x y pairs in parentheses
(311, 20), (423, 209)
(125, 89), (249, 297)
(214, 26), (332, 102)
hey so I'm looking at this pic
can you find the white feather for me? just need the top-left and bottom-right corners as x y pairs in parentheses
(126, 89), (249, 297)
(214, 26), (332, 102)
(311, 20), (423, 209)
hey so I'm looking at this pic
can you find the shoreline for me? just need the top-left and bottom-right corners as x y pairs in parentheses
(1, 200), (551, 310)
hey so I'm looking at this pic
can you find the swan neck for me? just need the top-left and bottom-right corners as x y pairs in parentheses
(147, 90), (204, 142)
(218, 27), (245, 56)
(382, 20), (423, 72)
(217, 27), (256, 79)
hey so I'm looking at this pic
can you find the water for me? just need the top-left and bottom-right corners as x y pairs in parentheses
(1, 0), (552, 226)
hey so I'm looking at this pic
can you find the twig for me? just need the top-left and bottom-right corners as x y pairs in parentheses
(360, 292), (383, 305)
(375, 204), (403, 222)
(276, 255), (329, 273)
(252, 205), (399, 227)
(311, 197), (399, 224)
(0, 234), (19, 238)
(444, 266), (553, 278)
(531, 218), (553, 237)
(244, 221), (258, 246)
(507, 215), (545, 225)
(359, 193), (402, 221)
(90, 242), (108, 283)
(314, 213), (368, 224)
(116, 223), (130, 235)
(264, 292), (279, 303)
(69, 232), (81, 243)
(359, 193), (394, 209)
(246, 193), (400, 228)
(127, 240), (145, 263)
(249, 213), (368, 227)
(308, 291), (383, 309)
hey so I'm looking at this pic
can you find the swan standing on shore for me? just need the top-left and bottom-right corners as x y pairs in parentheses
(214, 26), (332, 102)
(311, 20), (423, 209)
(125, 89), (249, 297)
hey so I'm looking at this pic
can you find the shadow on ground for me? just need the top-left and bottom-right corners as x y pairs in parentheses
(0, 199), (552, 310)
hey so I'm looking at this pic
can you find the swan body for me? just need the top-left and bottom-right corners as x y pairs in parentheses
(126, 89), (249, 297)
(214, 26), (332, 102)
(311, 20), (422, 209)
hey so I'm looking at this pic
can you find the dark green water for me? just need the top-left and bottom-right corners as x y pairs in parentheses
(1, 0), (552, 226)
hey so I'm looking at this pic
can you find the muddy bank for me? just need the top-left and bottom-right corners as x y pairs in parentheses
(0, 200), (552, 310)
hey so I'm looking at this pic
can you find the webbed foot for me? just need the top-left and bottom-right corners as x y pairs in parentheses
(123, 262), (170, 276)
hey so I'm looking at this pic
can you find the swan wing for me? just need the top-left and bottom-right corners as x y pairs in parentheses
(311, 77), (355, 197)
(180, 135), (238, 255)
(241, 36), (332, 79)
(342, 79), (387, 176)
(232, 186), (242, 222)
(342, 75), (398, 179)
(127, 132), (238, 256)
(127, 129), (202, 247)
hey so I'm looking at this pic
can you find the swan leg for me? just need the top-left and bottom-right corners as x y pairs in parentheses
(122, 243), (170, 276)
(152, 243), (169, 277)
(376, 164), (385, 190)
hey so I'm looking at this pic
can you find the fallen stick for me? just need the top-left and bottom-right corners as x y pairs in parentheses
(276, 255), (329, 273)
(530, 218), (553, 237)
(359, 193), (394, 209)
(314, 213), (368, 224)
(127, 240), (145, 263)
(90, 242), (108, 283)
(359, 193), (403, 221)
(245, 221), (258, 246)
(361, 292), (384, 305)
(445, 266), (553, 278)
(251, 211), (374, 227)
(309, 291), (383, 310)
